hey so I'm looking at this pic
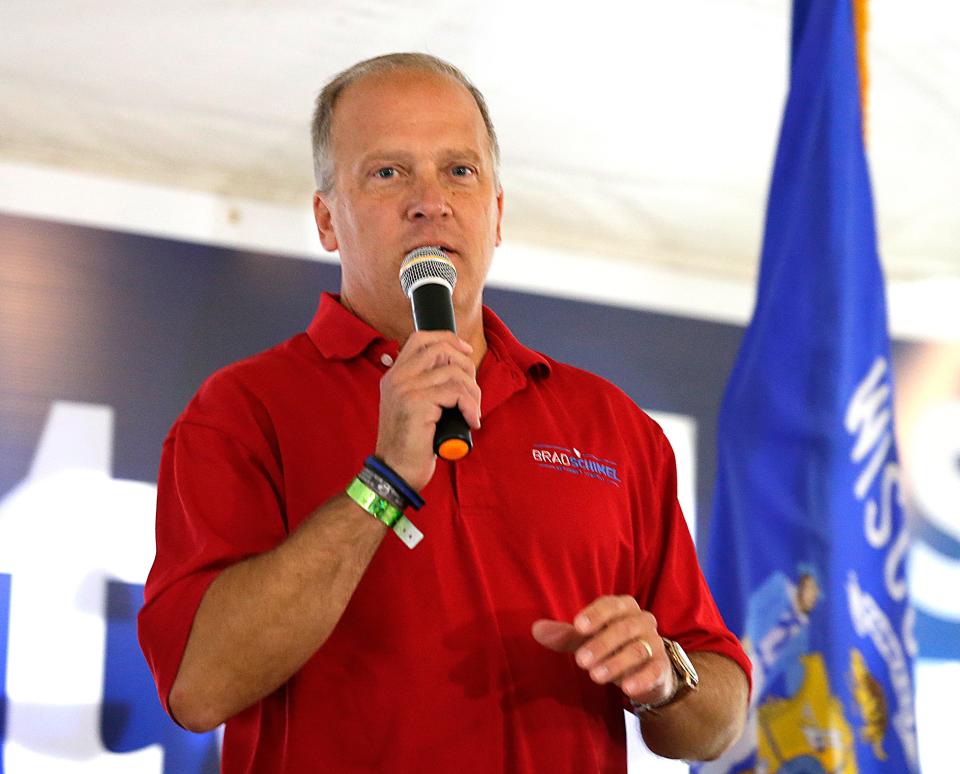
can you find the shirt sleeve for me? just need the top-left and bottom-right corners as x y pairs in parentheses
(137, 370), (288, 719)
(636, 430), (753, 692)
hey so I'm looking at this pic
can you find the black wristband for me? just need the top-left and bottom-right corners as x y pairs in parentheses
(357, 466), (408, 510)
(364, 455), (425, 510)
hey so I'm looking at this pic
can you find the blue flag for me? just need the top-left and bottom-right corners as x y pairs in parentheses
(701, 1), (919, 771)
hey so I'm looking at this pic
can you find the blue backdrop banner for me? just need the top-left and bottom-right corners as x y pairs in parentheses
(702, 1), (919, 771)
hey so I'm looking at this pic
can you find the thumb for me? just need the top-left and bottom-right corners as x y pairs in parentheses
(531, 619), (584, 653)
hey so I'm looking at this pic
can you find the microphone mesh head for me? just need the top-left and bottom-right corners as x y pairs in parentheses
(399, 247), (458, 298)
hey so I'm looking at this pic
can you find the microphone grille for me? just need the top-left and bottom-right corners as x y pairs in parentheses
(399, 247), (458, 298)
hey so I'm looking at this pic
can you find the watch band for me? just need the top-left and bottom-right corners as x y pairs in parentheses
(663, 637), (699, 690)
(631, 637), (699, 715)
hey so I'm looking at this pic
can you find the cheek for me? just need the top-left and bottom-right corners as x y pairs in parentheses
(339, 203), (368, 238)
(336, 204), (385, 253)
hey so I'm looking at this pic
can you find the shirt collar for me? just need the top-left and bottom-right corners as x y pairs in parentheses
(306, 292), (384, 360)
(480, 305), (551, 379)
(306, 292), (551, 379)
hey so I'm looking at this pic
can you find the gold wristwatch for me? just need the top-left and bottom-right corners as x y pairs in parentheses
(632, 637), (699, 715)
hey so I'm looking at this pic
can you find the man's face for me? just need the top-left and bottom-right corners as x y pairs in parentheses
(797, 575), (820, 615)
(314, 69), (503, 323)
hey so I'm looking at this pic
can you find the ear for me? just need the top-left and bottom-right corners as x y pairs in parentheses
(313, 191), (339, 253)
(494, 187), (505, 247)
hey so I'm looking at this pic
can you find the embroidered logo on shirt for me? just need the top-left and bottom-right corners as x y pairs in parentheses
(531, 444), (621, 486)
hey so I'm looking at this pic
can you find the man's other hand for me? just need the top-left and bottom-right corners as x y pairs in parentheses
(532, 595), (676, 709)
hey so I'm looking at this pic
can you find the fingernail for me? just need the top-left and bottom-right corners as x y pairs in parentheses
(591, 665), (608, 681)
(577, 649), (593, 668)
(574, 615), (590, 632)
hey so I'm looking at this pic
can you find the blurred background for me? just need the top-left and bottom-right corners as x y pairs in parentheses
(1, 1), (957, 771)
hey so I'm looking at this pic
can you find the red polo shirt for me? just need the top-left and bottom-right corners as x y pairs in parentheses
(139, 293), (749, 773)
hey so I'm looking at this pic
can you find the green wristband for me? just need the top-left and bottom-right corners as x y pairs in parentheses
(346, 477), (424, 550)
(346, 477), (403, 527)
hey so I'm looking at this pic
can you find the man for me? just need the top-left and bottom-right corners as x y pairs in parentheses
(139, 53), (749, 772)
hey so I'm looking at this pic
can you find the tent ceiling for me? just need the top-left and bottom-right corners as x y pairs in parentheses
(1, 1), (957, 282)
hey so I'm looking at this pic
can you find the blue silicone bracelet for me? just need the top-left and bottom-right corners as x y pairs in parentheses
(364, 455), (425, 510)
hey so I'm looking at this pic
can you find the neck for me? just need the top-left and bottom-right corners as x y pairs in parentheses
(339, 291), (487, 368)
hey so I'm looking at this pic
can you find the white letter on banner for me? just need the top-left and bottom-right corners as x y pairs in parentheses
(878, 461), (910, 601)
(0, 402), (162, 772)
(865, 460), (900, 549)
(886, 522), (911, 603)
(845, 357), (892, 500)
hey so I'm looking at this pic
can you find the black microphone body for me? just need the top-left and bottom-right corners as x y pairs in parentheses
(409, 282), (457, 332)
(400, 248), (473, 461)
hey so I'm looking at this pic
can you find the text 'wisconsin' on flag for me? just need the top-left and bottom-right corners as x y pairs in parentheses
(700, 1), (918, 772)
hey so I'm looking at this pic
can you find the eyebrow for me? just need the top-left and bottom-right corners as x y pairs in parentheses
(358, 148), (487, 167)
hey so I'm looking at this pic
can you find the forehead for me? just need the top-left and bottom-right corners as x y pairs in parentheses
(330, 69), (490, 158)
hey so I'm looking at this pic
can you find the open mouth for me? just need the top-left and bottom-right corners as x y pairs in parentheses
(406, 243), (457, 258)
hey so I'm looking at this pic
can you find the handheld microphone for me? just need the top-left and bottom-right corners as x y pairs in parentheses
(399, 246), (473, 461)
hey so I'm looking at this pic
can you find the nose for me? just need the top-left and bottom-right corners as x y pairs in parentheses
(405, 175), (452, 221)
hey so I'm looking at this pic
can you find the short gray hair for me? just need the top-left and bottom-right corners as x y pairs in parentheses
(311, 53), (501, 194)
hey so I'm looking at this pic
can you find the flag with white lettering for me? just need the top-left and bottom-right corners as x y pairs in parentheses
(701, 1), (918, 771)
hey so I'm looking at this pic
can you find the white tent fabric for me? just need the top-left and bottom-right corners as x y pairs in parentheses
(1, 1), (957, 286)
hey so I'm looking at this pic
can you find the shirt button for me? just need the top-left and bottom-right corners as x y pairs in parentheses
(380, 353), (394, 367)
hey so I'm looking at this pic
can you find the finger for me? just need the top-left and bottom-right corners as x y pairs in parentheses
(403, 329), (474, 351)
(575, 615), (653, 672)
(392, 361), (478, 396)
(393, 340), (477, 382)
(620, 656), (673, 703)
(455, 383), (482, 429)
(585, 638), (657, 686)
(573, 595), (643, 636)
(396, 372), (482, 428)
(398, 331), (474, 366)
(531, 620), (585, 653)
(423, 383), (482, 429)
(391, 356), (478, 413)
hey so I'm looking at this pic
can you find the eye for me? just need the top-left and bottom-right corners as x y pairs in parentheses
(451, 165), (475, 178)
(374, 167), (398, 179)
